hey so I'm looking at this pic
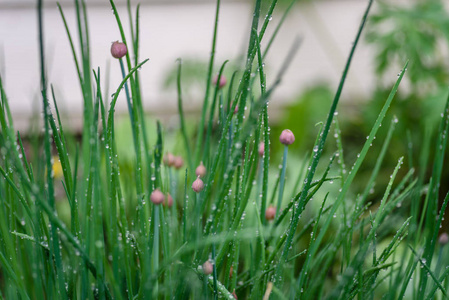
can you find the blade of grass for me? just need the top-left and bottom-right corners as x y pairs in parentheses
(274, 0), (375, 288)
(176, 59), (193, 172)
(409, 244), (448, 298)
(418, 90), (449, 297)
(194, 0), (221, 166)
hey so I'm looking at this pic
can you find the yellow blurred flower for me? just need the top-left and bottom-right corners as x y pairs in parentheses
(52, 156), (63, 180)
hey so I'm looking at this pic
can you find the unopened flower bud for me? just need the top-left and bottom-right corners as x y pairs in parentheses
(163, 193), (173, 208)
(192, 176), (204, 193)
(150, 189), (165, 205)
(213, 74), (226, 89)
(163, 152), (175, 167)
(202, 260), (213, 275)
(111, 41), (127, 59)
(439, 233), (449, 246)
(258, 142), (265, 157)
(174, 156), (184, 169)
(279, 129), (295, 145)
(196, 161), (207, 178)
(265, 206), (276, 221)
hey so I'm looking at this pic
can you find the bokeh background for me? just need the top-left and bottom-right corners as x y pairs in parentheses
(1, 0), (374, 130)
(2, 0), (449, 196)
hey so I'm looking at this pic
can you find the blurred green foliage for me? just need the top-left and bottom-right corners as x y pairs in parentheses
(366, 0), (449, 92)
(362, 0), (449, 169)
(273, 0), (449, 197)
(364, 0), (449, 122)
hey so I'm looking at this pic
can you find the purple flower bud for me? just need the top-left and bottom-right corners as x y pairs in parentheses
(279, 129), (295, 145)
(111, 41), (127, 59)
(213, 75), (227, 89)
(202, 260), (213, 275)
(192, 176), (204, 193)
(163, 152), (175, 167)
(258, 142), (265, 157)
(196, 161), (207, 178)
(150, 189), (165, 205)
(163, 193), (173, 208)
(265, 206), (276, 221)
(174, 156), (184, 170)
(439, 233), (449, 246)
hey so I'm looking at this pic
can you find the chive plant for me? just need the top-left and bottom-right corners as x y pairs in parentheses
(2, 0), (449, 299)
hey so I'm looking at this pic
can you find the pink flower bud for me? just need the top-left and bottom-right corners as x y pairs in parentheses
(111, 41), (127, 59)
(173, 156), (184, 170)
(163, 152), (175, 167)
(279, 129), (295, 145)
(195, 161), (207, 178)
(439, 233), (449, 245)
(258, 142), (265, 157)
(202, 260), (213, 275)
(163, 193), (173, 208)
(265, 206), (276, 221)
(150, 189), (165, 205)
(213, 75), (227, 89)
(232, 290), (238, 299)
(192, 176), (204, 193)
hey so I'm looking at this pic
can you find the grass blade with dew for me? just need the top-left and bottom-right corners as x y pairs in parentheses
(109, 1), (151, 222)
(194, 0), (221, 166)
(420, 189), (449, 297)
(300, 66), (408, 296)
(104, 57), (149, 296)
(233, 0), (261, 141)
(124, 0), (155, 205)
(38, 0), (67, 297)
(204, 36), (301, 263)
(296, 192), (329, 293)
(254, 26), (270, 226)
(49, 86), (73, 199)
(360, 116), (398, 202)
(341, 116), (398, 267)
(409, 244), (448, 298)
(274, 154), (336, 227)
(72, 0), (95, 191)
(358, 217), (411, 297)
(417, 89), (449, 298)
(324, 157), (404, 299)
(203, 60), (229, 164)
(200, 14), (301, 235)
(205, 46), (302, 279)
(176, 59), (194, 172)
(274, 0), (375, 288)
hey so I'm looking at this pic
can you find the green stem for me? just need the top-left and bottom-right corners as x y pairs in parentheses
(212, 244), (219, 300)
(276, 145), (288, 217)
(153, 204), (160, 297)
(194, 0), (221, 166)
